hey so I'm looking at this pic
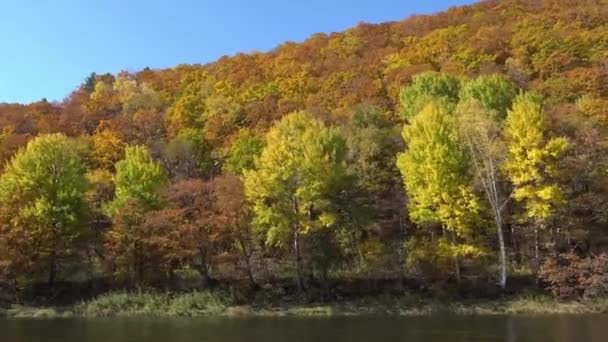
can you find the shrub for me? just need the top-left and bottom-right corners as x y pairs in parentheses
(541, 252), (608, 299)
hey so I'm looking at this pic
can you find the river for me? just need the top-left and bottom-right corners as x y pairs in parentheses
(1, 315), (606, 341)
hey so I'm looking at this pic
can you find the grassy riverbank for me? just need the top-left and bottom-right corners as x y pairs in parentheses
(3, 290), (608, 318)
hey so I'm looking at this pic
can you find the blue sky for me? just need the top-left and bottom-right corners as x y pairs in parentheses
(0, 0), (477, 104)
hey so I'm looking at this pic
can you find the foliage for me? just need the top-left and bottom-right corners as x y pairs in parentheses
(90, 125), (126, 170)
(541, 253), (608, 299)
(503, 93), (568, 222)
(223, 129), (265, 175)
(0, 0), (605, 299)
(244, 111), (349, 247)
(397, 102), (480, 235)
(80, 290), (234, 317)
(105, 145), (168, 215)
(244, 112), (351, 286)
(459, 74), (516, 116)
(0, 134), (89, 283)
(399, 72), (461, 119)
(397, 101), (485, 277)
(166, 71), (211, 134)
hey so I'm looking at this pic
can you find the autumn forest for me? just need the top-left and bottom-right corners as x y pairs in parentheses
(0, 0), (607, 306)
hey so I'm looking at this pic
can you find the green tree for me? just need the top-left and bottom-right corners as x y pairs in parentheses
(0, 134), (89, 286)
(399, 72), (461, 120)
(397, 101), (483, 281)
(163, 128), (212, 179)
(244, 112), (348, 291)
(166, 71), (211, 135)
(223, 129), (265, 175)
(342, 105), (404, 276)
(459, 74), (516, 116)
(105, 145), (168, 215)
(503, 93), (568, 278)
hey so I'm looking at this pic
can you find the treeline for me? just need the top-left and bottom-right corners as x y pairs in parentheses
(0, 0), (606, 298)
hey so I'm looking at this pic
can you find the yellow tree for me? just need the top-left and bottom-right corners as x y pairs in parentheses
(503, 93), (568, 278)
(397, 101), (483, 282)
(244, 112), (349, 291)
(90, 124), (126, 171)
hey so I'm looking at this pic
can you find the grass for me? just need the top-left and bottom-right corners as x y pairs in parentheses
(76, 290), (235, 318)
(3, 290), (608, 318)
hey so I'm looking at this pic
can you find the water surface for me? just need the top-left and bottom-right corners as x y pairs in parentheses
(2, 315), (607, 342)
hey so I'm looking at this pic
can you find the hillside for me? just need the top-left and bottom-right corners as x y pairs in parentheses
(0, 0), (607, 301)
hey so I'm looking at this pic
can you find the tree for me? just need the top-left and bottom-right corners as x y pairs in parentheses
(456, 101), (510, 288)
(211, 175), (257, 286)
(459, 74), (516, 116)
(90, 124), (126, 170)
(399, 72), (461, 120)
(342, 105), (404, 277)
(162, 128), (212, 179)
(244, 111), (349, 291)
(105, 145), (168, 215)
(397, 102), (483, 281)
(103, 146), (171, 284)
(162, 179), (219, 284)
(82, 76), (121, 133)
(503, 93), (568, 279)
(0, 134), (89, 286)
(223, 129), (265, 175)
(166, 71), (211, 135)
(455, 74), (516, 288)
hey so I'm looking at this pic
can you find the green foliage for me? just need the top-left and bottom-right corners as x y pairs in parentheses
(223, 129), (265, 175)
(80, 291), (234, 317)
(169, 127), (212, 175)
(459, 74), (516, 116)
(0, 134), (89, 282)
(105, 145), (168, 215)
(399, 72), (461, 119)
(166, 71), (212, 134)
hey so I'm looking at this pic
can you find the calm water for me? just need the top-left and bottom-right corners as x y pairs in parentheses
(1, 315), (607, 342)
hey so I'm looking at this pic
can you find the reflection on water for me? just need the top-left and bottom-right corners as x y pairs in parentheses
(1, 315), (607, 342)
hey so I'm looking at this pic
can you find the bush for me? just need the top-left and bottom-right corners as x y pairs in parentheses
(541, 252), (608, 299)
(79, 290), (235, 317)
(80, 291), (169, 317)
(167, 291), (234, 316)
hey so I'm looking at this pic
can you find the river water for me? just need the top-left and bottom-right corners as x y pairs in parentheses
(1, 315), (606, 341)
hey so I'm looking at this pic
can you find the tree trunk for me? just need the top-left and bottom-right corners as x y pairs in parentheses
(397, 213), (407, 289)
(534, 225), (540, 287)
(239, 239), (256, 287)
(292, 197), (304, 293)
(453, 255), (461, 284)
(198, 248), (211, 286)
(495, 212), (507, 289)
(48, 228), (58, 287)
(48, 250), (56, 287)
(450, 232), (461, 284)
(293, 230), (304, 292)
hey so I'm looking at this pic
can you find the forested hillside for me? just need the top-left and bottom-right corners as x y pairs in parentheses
(0, 0), (607, 299)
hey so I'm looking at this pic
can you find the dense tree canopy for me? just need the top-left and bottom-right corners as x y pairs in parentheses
(0, 0), (605, 298)
(0, 134), (89, 285)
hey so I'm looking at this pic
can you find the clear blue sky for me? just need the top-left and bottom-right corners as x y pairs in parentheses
(0, 0), (477, 104)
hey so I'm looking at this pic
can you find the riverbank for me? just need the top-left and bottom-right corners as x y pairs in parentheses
(2, 290), (608, 319)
